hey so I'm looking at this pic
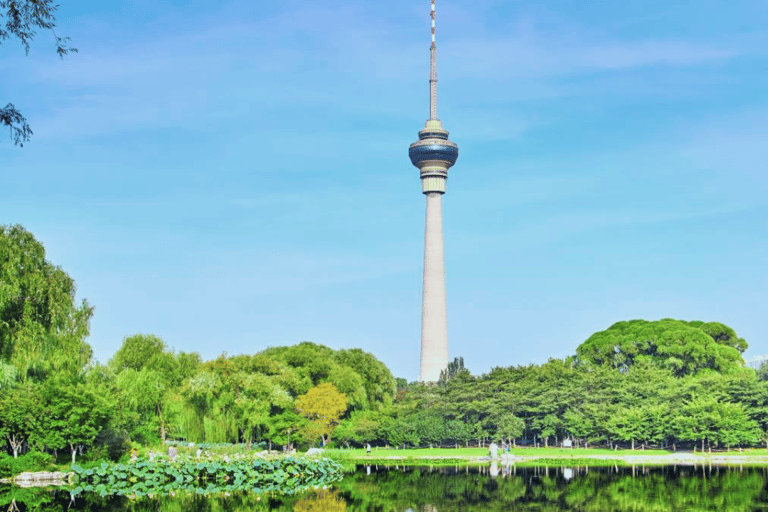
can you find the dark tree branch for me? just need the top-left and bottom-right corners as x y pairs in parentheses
(1, 103), (33, 146)
(1, 0), (77, 146)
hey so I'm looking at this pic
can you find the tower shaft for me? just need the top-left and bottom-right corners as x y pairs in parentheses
(420, 192), (449, 381)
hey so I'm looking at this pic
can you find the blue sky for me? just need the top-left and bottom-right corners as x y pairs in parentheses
(2, 0), (766, 380)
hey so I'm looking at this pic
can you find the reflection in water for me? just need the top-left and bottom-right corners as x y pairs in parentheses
(293, 489), (346, 512)
(3, 464), (768, 511)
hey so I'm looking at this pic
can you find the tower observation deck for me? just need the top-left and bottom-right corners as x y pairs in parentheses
(408, 0), (459, 382)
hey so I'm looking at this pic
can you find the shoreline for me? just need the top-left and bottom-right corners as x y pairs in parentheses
(329, 450), (768, 466)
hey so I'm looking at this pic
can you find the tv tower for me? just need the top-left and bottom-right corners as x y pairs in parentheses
(409, 0), (459, 382)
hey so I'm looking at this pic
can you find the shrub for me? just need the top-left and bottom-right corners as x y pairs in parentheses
(130, 425), (159, 446)
(94, 429), (131, 462)
(0, 451), (55, 477)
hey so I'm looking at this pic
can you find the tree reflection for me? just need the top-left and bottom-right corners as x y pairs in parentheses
(294, 489), (347, 512)
(3, 465), (768, 511)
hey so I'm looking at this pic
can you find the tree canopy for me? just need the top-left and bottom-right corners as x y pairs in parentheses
(295, 383), (348, 446)
(0, 224), (93, 380)
(575, 319), (746, 376)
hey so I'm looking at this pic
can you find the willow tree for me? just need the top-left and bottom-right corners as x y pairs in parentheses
(0, 225), (93, 380)
(2, 0), (79, 146)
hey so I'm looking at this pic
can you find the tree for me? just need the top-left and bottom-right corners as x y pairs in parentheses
(493, 412), (525, 447)
(231, 373), (292, 446)
(438, 357), (470, 386)
(265, 410), (304, 451)
(110, 334), (197, 443)
(0, 382), (40, 457)
(576, 319), (746, 377)
(45, 379), (112, 463)
(0, 225), (93, 380)
(335, 410), (385, 447)
(114, 367), (170, 443)
(110, 334), (173, 374)
(674, 396), (761, 450)
(334, 348), (396, 410)
(295, 383), (348, 446)
(607, 407), (647, 450)
(1, 0), (78, 146)
(444, 419), (475, 448)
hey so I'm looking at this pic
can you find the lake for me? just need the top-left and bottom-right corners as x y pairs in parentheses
(4, 464), (768, 511)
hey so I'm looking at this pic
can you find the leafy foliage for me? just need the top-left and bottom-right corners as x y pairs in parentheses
(576, 319), (746, 376)
(70, 457), (344, 497)
(295, 383), (348, 446)
(0, 450), (53, 477)
(0, 225), (93, 380)
(438, 356), (470, 386)
(93, 428), (130, 462)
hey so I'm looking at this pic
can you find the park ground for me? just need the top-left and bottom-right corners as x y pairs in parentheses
(7, 444), (768, 481)
(322, 446), (768, 466)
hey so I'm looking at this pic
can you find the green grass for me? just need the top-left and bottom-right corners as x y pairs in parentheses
(326, 447), (486, 459)
(697, 448), (768, 457)
(325, 446), (671, 459)
(509, 447), (670, 457)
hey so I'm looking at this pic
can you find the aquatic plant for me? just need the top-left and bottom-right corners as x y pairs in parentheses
(70, 457), (344, 497)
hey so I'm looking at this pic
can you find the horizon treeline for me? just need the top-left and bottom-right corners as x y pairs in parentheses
(2, 223), (768, 463)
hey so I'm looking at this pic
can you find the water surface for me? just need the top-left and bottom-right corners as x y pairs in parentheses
(5, 464), (768, 511)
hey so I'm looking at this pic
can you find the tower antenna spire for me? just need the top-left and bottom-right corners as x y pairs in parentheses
(430, 0), (437, 120)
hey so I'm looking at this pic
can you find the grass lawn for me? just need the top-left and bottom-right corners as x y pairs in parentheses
(320, 446), (768, 468)
(325, 446), (671, 459)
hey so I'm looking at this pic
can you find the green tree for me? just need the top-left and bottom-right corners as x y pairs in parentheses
(717, 402), (762, 448)
(577, 319), (746, 377)
(109, 334), (197, 443)
(45, 379), (112, 463)
(438, 356), (470, 386)
(265, 410), (304, 451)
(110, 333), (173, 374)
(0, 225), (93, 380)
(493, 412), (525, 446)
(334, 348), (396, 410)
(335, 410), (385, 447)
(232, 373), (293, 446)
(607, 406), (647, 450)
(1, 0), (78, 146)
(0, 382), (39, 457)
(114, 367), (170, 443)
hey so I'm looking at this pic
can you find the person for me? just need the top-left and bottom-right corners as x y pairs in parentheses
(168, 446), (178, 462)
(148, 449), (155, 461)
(366, 443), (371, 454)
(489, 441), (498, 459)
